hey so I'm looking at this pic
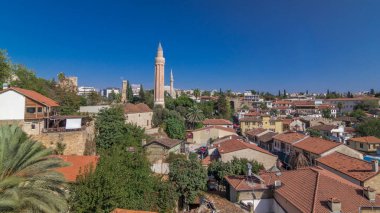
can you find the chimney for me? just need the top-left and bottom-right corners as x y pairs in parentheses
(141, 139), (146, 146)
(121, 80), (128, 103)
(363, 187), (376, 202)
(2, 83), (9, 90)
(328, 198), (341, 213)
(247, 163), (252, 176)
(372, 160), (379, 172)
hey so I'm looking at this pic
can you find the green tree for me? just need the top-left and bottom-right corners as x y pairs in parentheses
(139, 84), (145, 103)
(306, 129), (322, 137)
(164, 117), (186, 139)
(70, 145), (174, 213)
(208, 157), (263, 183)
(169, 157), (207, 207)
(0, 49), (12, 85)
(201, 90), (211, 96)
(95, 105), (126, 150)
(127, 80), (133, 102)
(321, 109), (332, 118)
(216, 91), (231, 119)
(0, 125), (68, 213)
(87, 91), (102, 105)
(356, 119), (380, 138)
(350, 109), (367, 120)
(337, 102), (343, 115)
(193, 89), (201, 100)
(186, 106), (205, 129)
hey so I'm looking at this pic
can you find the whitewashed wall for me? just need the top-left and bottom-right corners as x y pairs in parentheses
(0, 91), (25, 120)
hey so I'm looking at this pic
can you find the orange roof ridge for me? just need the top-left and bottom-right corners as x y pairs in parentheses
(311, 170), (320, 213)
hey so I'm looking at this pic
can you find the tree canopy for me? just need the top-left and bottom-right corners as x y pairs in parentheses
(0, 125), (69, 213)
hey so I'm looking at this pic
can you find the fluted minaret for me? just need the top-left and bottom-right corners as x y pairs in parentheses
(170, 69), (175, 98)
(154, 42), (165, 107)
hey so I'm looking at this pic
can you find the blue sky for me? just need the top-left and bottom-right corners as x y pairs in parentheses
(0, 0), (379, 92)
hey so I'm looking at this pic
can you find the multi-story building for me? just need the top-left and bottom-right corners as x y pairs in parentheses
(0, 87), (59, 135)
(240, 115), (283, 135)
(224, 167), (380, 212)
(347, 136), (380, 154)
(324, 97), (380, 113)
(100, 87), (120, 98)
(77, 86), (97, 96)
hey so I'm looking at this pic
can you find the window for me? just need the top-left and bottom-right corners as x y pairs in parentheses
(31, 123), (36, 129)
(147, 120), (149, 126)
(360, 143), (363, 148)
(38, 107), (43, 113)
(346, 141), (350, 146)
(26, 107), (36, 113)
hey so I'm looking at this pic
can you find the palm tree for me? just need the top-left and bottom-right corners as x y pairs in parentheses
(186, 106), (205, 129)
(193, 89), (201, 100)
(0, 125), (69, 213)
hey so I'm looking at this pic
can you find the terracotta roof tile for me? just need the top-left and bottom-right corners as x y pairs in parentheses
(145, 138), (181, 149)
(273, 132), (308, 144)
(124, 103), (152, 114)
(217, 139), (275, 156)
(224, 175), (267, 191)
(293, 137), (340, 155)
(53, 155), (99, 182)
(2, 87), (59, 107)
(349, 136), (380, 144)
(309, 124), (337, 132)
(260, 167), (380, 213)
(257, 132), (277, 143)
(202, 119), (232, 125)
(316, 152), (379, 182)
(245, 128), (267, 137)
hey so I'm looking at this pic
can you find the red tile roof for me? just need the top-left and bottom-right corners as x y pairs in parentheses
(144, 138), (181, 149)
(124, 103), (152, 114)
(217, 139), (275, 156)
(262, 167), (380, 213)
(203, 119), (232, 125)
(309, 124), (337, 132)
(349, 136), (380, 144)
(192, 125), (236, 134)
(224, 175), (267, 191)
(293, 137), (340, 155)
(111, 209), (157, 213)
(53, 155), (99, 182)
(316, 152), (379, 182)
(245, 128), (267, 137)
(272, 132), (308, 144)
(2, 87), (59, 107)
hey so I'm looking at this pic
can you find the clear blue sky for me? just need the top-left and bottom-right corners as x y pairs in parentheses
(1, 0), (379, 92)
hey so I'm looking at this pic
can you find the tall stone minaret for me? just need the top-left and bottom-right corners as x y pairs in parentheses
(154, 42), (165, 107)
(170, 69), (175, 98)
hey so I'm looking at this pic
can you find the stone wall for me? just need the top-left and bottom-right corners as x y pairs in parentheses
(31, 123), (95, 156)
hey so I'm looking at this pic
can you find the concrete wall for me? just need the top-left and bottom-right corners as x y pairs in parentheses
(125, 112), (153, 129)
(0, 90), (25, 120)
(145, 143), (180, 163)
(364, 174), (380, 194)
(221, 148), (277, 170)
(188, 128), (237, 145)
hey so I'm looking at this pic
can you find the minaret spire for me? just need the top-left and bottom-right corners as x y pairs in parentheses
(154, 42), (165, 107)
(170, 69), (175, 98)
